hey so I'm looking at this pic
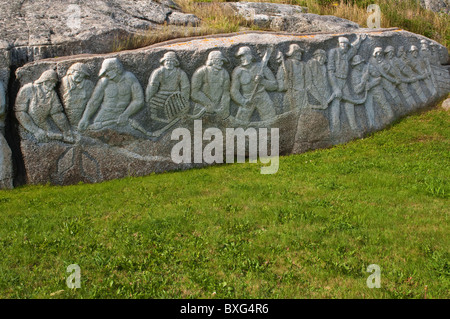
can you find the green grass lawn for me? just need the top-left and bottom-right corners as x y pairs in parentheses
(0, 106), (448, 299)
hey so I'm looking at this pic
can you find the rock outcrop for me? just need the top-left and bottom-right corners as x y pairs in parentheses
(12, 29), (450, 186)
(0, 0), (200, 66)
(225, 2), (360, 33)
(420, 0), (449, 14)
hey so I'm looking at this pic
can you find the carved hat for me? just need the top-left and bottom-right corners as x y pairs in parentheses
(373, 47), (383, 55)
(313, 49), (326, 58)
(35, 69), (58, 84)
(409, 45), (419, 52)
(420, 39), (428, 44)
(99, 58), (123, 77)
(160, 51), (179, 65)
(67, 63), (90, 77)
(207, 50), (228, 64)
(384, 46), (395, 54)
(235, 46), (252, 57)
(338, 37), (349, 44)
(286, 44), (303, 57)
(351, 55), (365, 66)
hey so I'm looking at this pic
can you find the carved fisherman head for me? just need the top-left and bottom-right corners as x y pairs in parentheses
(373, 47), (383, 63)
(420, 39), (429, 51)
(384, 46), (395, 59)
(67, 63), (90, 84)
(409, 45), (419, 58)
(236, 46), (253, 67)
(206, 50), (228, 70)
(36, 69), (58, 93)
(338, 37), (350, 52)
(286, 44), (303, 60)
(397, 46), (406, 58)
(313, 49), (327, 65)
(160, 51), (179, 70)
(351, 55), (365, 70)
(99, 58), (123, 81)
(429, 42), (437, 54)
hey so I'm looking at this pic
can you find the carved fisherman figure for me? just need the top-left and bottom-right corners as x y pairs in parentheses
(419, 40), (438, 96)
(393, 46), (428, 105)
(305, 49), (331, 110)
(367, 47), (394, 127)
(146, 51), (190, 123)
(0, 80), (13, 189)
(327, 35), (366, 134)
(231, 46), (277, 123)
(351, 55), (380, 130)
(408, 45), (436, 98)
(383, 46), (418, 109)
(78, 58), (144, 131)
(61, 63), (94, 127)
(276, 44), (307, 110)
(15, 69), (74, 143)
(191, 50), (231, 119)
(369, 46), (404, 110)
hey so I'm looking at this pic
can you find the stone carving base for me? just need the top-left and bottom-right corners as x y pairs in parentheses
(0, 133), (13, 189)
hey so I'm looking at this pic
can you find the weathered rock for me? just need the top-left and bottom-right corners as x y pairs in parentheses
(0, 0), (200, 66)
(13, 29), (450, 185)
(0, 76), (13, 189)
(420, 0), (449, 14)
(225, 2), (359, 33)
(442, 98), (450, 110)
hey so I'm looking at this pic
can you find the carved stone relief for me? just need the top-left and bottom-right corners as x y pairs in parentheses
(15, 69), (74, 143)
(191, 50), (231, 120)
(146, 51), (190, 126)
(61, 63), (94, 128)
(230, 46), (278, 124)
(78, 58), (145, 132)
(12, 31), (450, 186)
(276, 44), (307, 111)
(327, 35), (366, 134)
(305, 49), (331, 110)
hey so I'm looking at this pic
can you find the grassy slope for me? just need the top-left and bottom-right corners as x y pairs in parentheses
(0, 106), (448, 299)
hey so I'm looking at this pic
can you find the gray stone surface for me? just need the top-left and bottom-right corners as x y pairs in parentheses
(0, 80), (13, 189)
(13, 29), (450, 185)
(442, 98), (450, 110)
(420, 0), (449, 14)
(0, 0), (200, 66)
(225, 2), (359, 33)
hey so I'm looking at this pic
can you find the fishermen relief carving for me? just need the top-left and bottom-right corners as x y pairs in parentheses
(15, 36), (446, 145)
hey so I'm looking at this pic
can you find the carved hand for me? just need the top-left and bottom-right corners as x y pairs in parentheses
(92, 122), (103, 130)
(35, 129), (47, 142)
(242, 98), (251, 107)
(117, 114), (128, 125)
(78, 120), (88, 131)
(62, 131), (75, 143)
(46, 132), (63, 141)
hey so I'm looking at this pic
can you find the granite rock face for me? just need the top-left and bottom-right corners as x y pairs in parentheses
(0, 66), (13, 189)
(225, 2), (360, 33)
(420, 0), (449, 14)
(13, 29), (450, 185)
(0, 0), (200, 66)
